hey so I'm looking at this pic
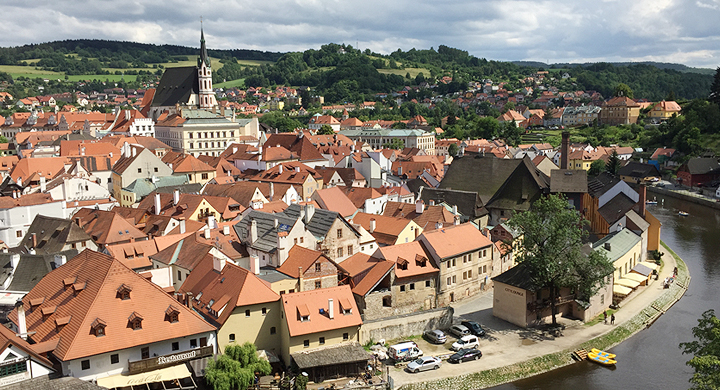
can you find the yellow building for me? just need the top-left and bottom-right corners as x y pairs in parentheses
(568, 149), (606, 171)
(593, 228), (643, 280)
(648, 100), (681, 121)
(599, 96), (640, 125)
(179, 261), (282, 353)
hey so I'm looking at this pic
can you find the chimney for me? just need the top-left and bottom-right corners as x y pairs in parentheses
(54, 254), (66, 267)
(304, 205), (315, 224)
(637, 184), (646, 218)
(269, 182), (274, 200)
(250, 254), (260, 275)
(295, 166), (300, 173)
(223, 225), (230, 236)
(125, 110), (131, 121)
(179, 217), (186, 234)
(173, 189), (180, 206)
(212, 256), (226, 272)
(429, 200), (435, 206)
(208, 215), (217, 229)
(16, 177), (22, 187)
(435, 222), (443, 230)
(250, 219), (258, 243)
(604, 242), (611, 251)
(278, 165), (283, 174)
(31, 233), (37, 249)
(39, 176), (46, 193)
(298, 266), (304, 292)
(204, 227), (211, 239)
(452, 205), (458, 215)
(233, 146), (238, 154)
(369, 218), (376, 233)
(186, 292), (193, 308)
(10, 254), (19, 270)
(154, 193), (161, 215)
(132, 147), (137, 157)
(15, 299), (27, 340)
(328, 298), (334, 319)
(561, 131), (570, 169)
(274, 218), (279, 228)
(454, 215), (460, 225)
(80, 146), (86, 156)
(415, 200), (424, 214)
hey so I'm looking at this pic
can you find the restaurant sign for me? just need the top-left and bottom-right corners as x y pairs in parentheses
(128, 345), (213, 374)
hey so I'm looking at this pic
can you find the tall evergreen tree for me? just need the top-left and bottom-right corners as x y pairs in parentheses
(710, 67), (720, 106)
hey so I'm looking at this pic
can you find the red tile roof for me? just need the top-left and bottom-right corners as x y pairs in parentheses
(377, 241), (438, 279)
(418, 223), (493, 260)
(281, 285), (362, 337)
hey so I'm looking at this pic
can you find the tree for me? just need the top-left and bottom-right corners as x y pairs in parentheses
(447, 143), (459, 156)
(316, 124), (335, 135)
(383, 138), (405, 149)
(680, 309), (720, 390)
(588, 159), (606, 176)
(606, 150), (621, 175)
(507, 194), (614, 326)
(613, 83), (634, 99)
(205, 342), (272, 390)
(710, 67), (720, 106)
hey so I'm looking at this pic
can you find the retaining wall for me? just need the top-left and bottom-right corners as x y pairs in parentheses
(360, 307), (454, 344)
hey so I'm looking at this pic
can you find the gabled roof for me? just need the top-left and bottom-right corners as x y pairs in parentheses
(377, 241), (438, 279)
(0, 251), (77, 292)
(281, 285), (362, 337)
(265, 133), (326, 162)
(550, 169), (588, 193)
(8, 250), (214, 361)
(682, 158), (720, 175)
(587, 172), (622, 198)
(18, 215), (91, 255)
(339, 186), (382, 209)
(593, 228), (642, 263)
(179, 258), (279, 327)
(73, 208), (147, 245)
(234, 210), (299, 253)
(0, 319), (54, 369)
(8, 157), (68, 183)
(162, 152), (214, 173)
(598, 192), (638, 225)
(152, 66), (199, 107)
(340, 253), (394, 296)
(283, 204), (358, 239)
(418, 223), (493, 261)
(382, 201), (455, 231)
(150, 234), (213, 270)
(439, 155), (525, 204)
(492, 262), (540, 291)
(418, 187), (486, 219)
(276, 246), (343, 278)
(312, 187), (357, 218)
(0, 193), (59, 209)
(351, 212), (416, 246)
(650, 147), (676, 160)
(618, 161), (661, 179)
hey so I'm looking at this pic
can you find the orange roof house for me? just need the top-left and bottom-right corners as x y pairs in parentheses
(311, 187), (357, 218)
(8, 250), (215, 381)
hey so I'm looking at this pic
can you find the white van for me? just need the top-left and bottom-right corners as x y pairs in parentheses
(389, 341), (424, 361)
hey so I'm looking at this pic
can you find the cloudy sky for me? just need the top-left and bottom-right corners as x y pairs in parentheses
(1, 0), (719, 68)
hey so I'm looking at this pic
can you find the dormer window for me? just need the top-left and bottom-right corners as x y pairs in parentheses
(340, 298), (353, 315)
(117, 284), (132, 300)
(41, 305), (56, 320)
(30, 297), (45, 309)
(72, 282), (86, 296)
(165, 305), (180, 323)
(55, 316), (71, 332)
(128, 312), (143, 330)
(63, 277), (76, 290)
(298, 304), (310, 322)
(91, 318), (106, 337)
(397, 257), (408, 271)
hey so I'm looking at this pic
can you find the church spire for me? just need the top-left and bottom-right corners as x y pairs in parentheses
(199, 21), (209, 67)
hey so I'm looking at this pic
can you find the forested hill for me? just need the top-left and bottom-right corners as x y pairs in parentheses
(0, 39), (283, 65)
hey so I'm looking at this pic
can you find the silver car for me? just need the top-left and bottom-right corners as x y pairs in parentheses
(449, 324), (470, 338)
(406, 356), (442, 373)
(423, 329), (447, 344)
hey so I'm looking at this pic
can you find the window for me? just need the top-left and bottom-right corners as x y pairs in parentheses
(452, 259), (456, 267)
(337, 247), (343, 257)
(303, 340), (310, 348)
(177, 270), (182, 281)
(446, 262), (451, 269)
(111, 354), (119, 364)
(171, 341), (179, 351)
(154, 167), (158, 173)
(315, 280), (322, 289)
(245, 309), (250, 317)
(343, 333), (349, 341)
(190, 339), (197, 348)
(483, 249), (487, 257)
(81, 360), (90, 370)
(337, 229), (342, 239)
(319, 337), (325, 345)
(410, 283), (415, 290)
(141, 347), (149, 359)
(315, 263), (321, 272)
(447, 277), (452, 286)
(468, 269), (472, 278)
(200, 337), (207, 347)
(463, 271), (467, 280)
(270, 327), (276, 335)
(300, 237), (304, 243)
(400, 285), (406, 292)
(262, 307), (267, 316)
(138, 168), (142, 173)
(483, 265), (487, 273)
(425, 280), (431, 287)
(229, 334), (235, 342)
(452, 275), (457, 284)
(294, 238), (298, 244)
(347, 245), (353, 255)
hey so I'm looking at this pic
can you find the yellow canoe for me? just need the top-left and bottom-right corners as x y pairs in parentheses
(591, 348), (616, 359)
(588, 352), (616, 366)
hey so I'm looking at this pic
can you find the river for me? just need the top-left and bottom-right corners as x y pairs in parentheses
(492, 192), (720, 390)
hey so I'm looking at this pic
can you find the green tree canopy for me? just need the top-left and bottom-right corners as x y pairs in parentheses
(606, 150), (621, 175)
(384, 138), (405, 150)
(588, 159), (606, 176)
(507, 194), (614, 325)
(680, 309), (720, 390)
(614, 83), (634, 99)
(447, 143), (459, 156)
(710, 67), (720, 106)
(316, 124), (335, 135)
(205, 342), (272, 390)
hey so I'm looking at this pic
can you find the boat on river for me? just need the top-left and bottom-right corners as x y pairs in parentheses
(591, 348), (616, 359)
(646, 200), (657, 205)
(678, 211), (689, 216)
(588, 351), (617, 366)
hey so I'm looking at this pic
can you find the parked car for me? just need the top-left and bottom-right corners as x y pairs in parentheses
(461, 320), (487, 337)
(406, 356), (442, 373)
(452, 335), (480, 351)
(448, 348), (483, 363)
(389, 341), (423, 361)
(423, 329), (447, 344)
(449, 324), (470, 338)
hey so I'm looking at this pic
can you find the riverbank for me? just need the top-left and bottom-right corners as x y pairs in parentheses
(394, 242), (690, 390)
(648, 185), (720, 211)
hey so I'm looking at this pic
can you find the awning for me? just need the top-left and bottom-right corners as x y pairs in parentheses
(97, 364), (191, 389)
(615, 278), (641, 289)
(639, 261), (658, 271)
(613, 285), (632, 296)
(623, 273), (647, 283)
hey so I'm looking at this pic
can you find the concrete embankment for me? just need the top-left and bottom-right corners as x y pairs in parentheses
(395, 242), (690, 390)
(648, 186), (720, 211)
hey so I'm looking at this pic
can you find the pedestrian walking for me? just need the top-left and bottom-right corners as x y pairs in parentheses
(603, 310), (607, 324)
(611, 314), (615, 325)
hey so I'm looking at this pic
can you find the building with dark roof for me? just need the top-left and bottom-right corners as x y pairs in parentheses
(676, 157), (720, 187)
(618, 161), (661, 184)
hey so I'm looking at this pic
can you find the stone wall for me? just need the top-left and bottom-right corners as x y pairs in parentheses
(359, 307), (453, 344)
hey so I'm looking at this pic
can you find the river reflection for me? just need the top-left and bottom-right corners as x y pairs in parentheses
(492, 192), (720, 390)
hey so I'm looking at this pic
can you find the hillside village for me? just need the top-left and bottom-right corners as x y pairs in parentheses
(0, 30), (716, 390)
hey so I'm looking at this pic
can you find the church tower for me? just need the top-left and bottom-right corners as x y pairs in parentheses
(197, 26), (216, 109)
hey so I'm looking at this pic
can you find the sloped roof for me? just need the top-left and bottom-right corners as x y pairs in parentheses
(598, 192), (638, 225)
(618, 161), (661, 179)
(0, 319), (54, 369)
(351, 212), (415, 246)
(276, 246), (340, 278)
(283, 204), (357, 239)
(587, 172), (622, 198)
(377, 241), (438, 279)
(73, 208), (146, 245)
(281, 285), (362, 337)
(593, 228), (642, 263)
(340, 253), (394, 296)
(234, 210), (299, 253)
(492, 262), (540, 291)
(312, 187), (357, 218)
(550, 169), (588, 193)
(152, 66), (199, 107)
(179, 258), (279, 327)
(419, 223), (493, 261)
(18, 215), (91, 255)
(150, 234), (213, 270)
(439, 155), (525, 204)
(8, 250), (214, 361)
(418, 187), (486, 219)
(683, 158), (720, 175)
